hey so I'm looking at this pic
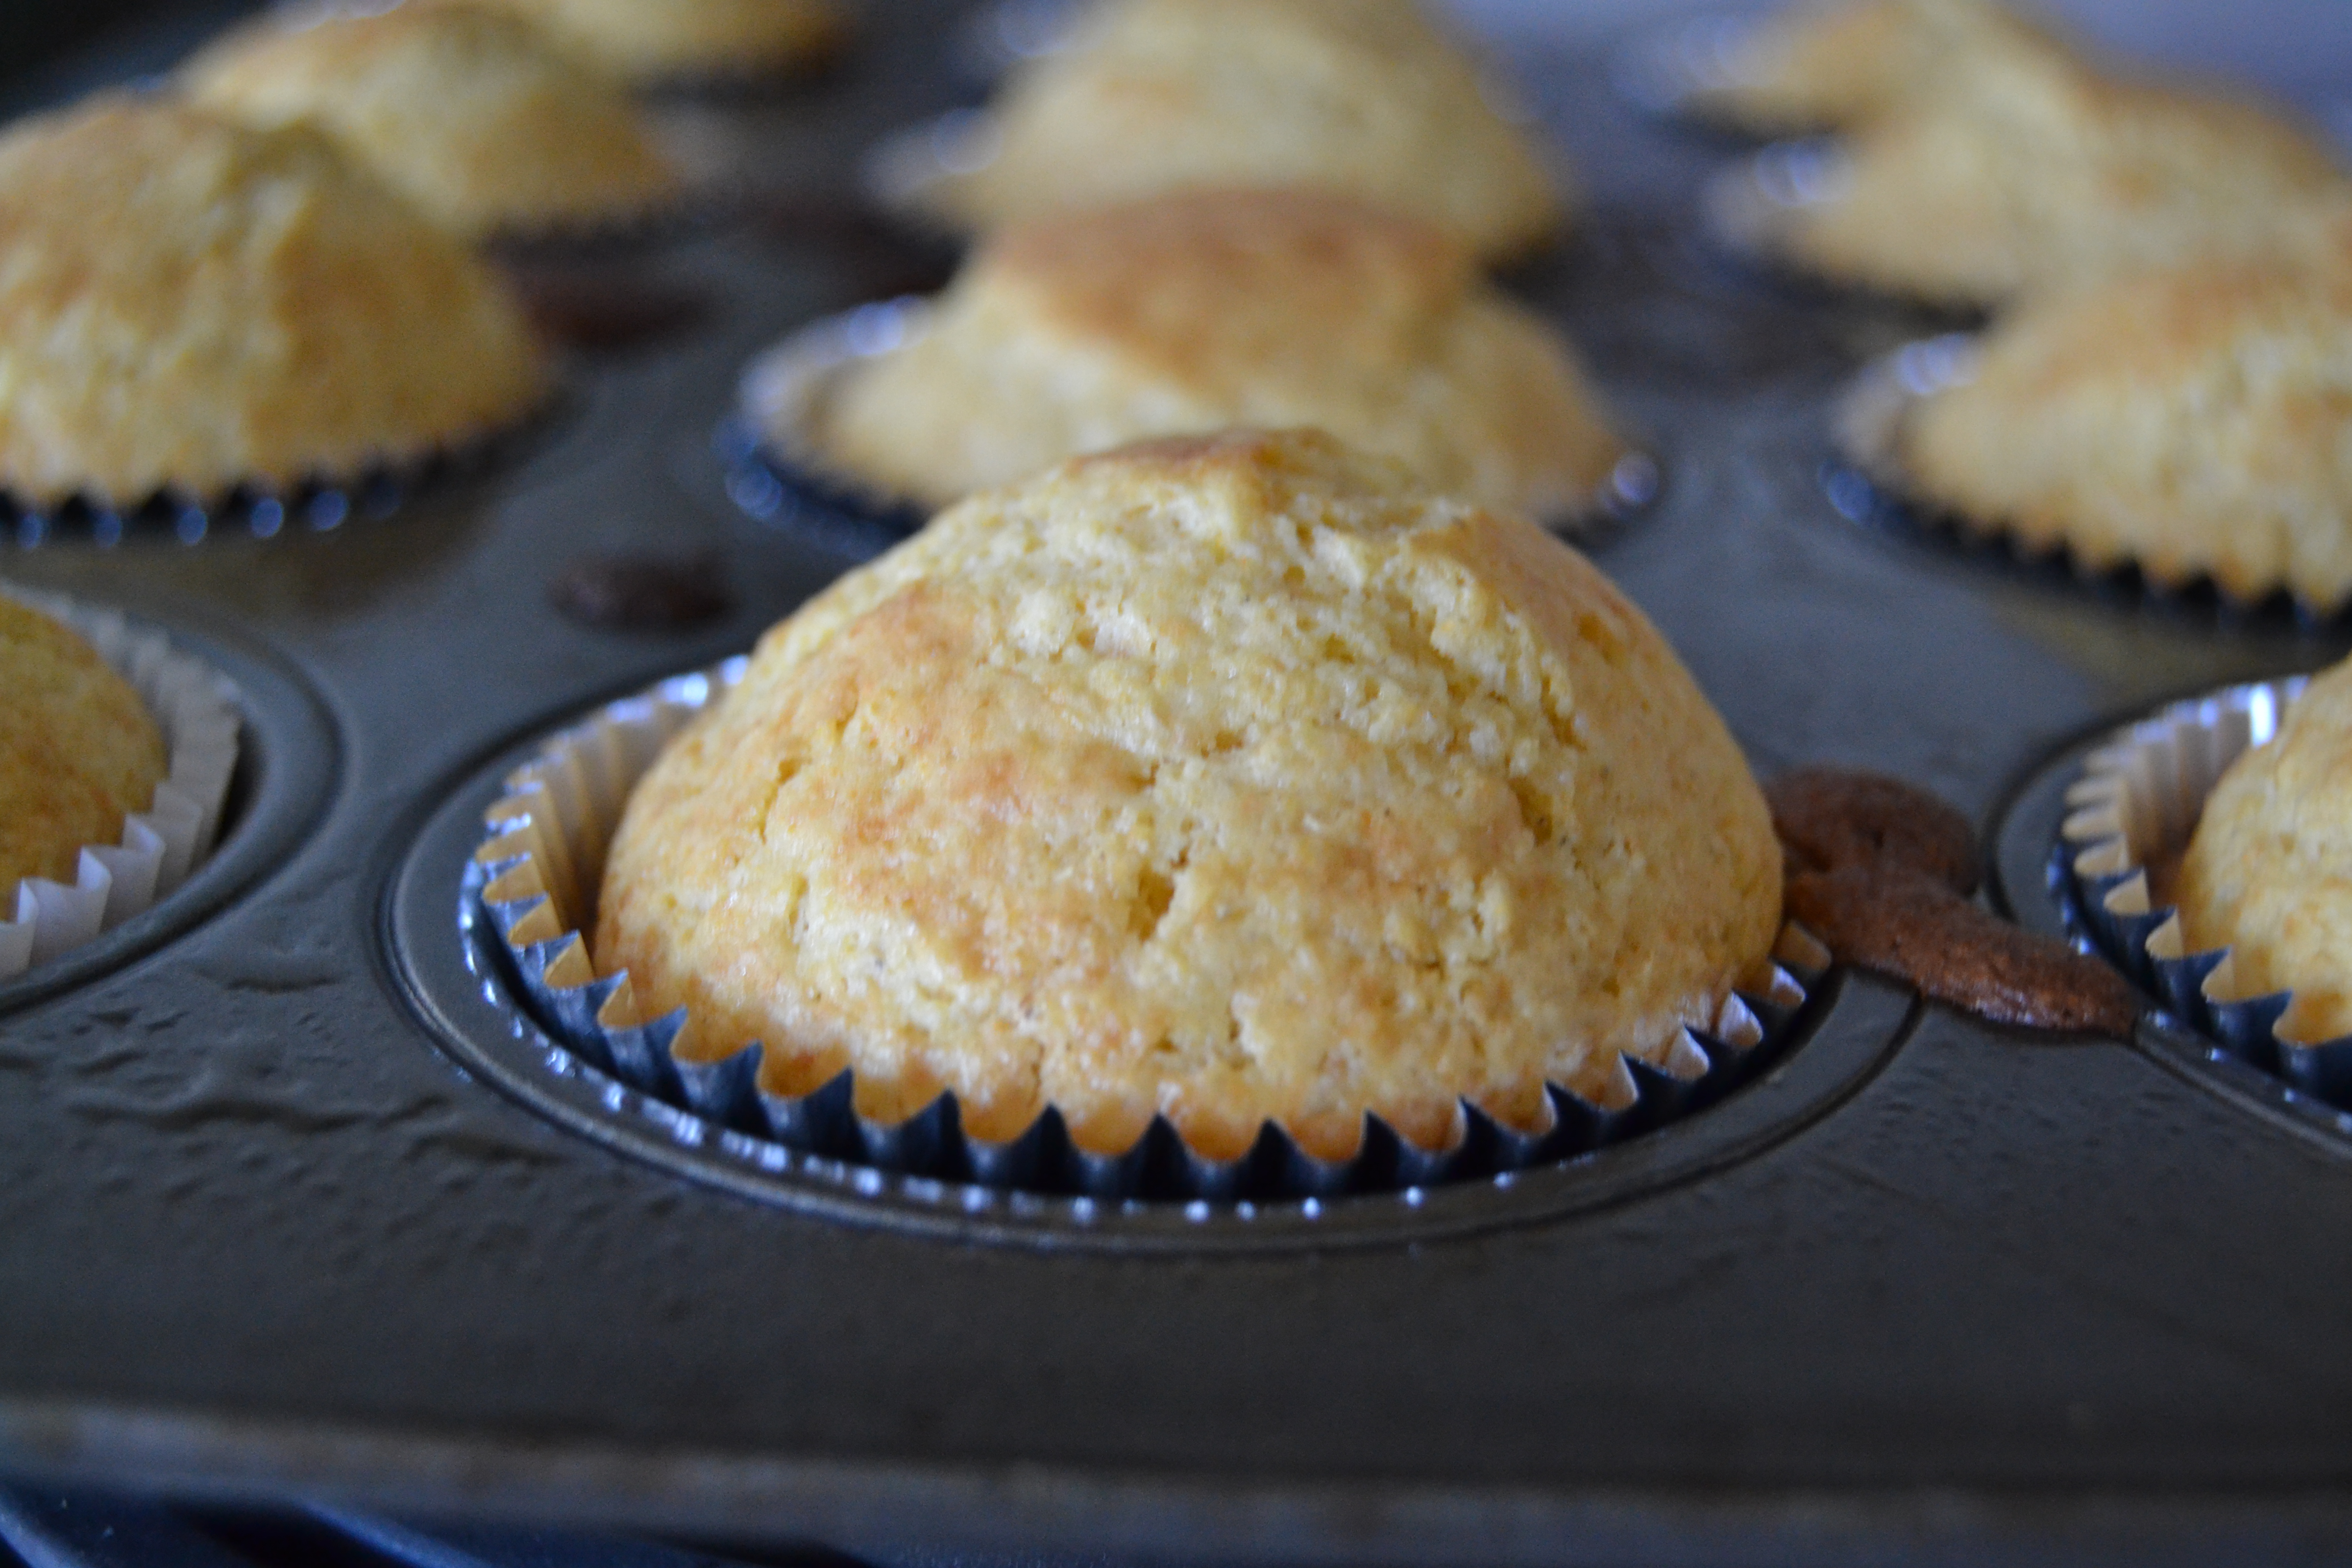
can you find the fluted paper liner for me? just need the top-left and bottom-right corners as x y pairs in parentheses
(0, 586), (242, 980)
(727, 298), (1664, 548)
(463, 659), (1825, 1204)
(2056, 676), (2352, 1102)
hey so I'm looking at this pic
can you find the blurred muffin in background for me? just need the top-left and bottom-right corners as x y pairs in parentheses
(887, 0), (1568, 263)
(1875, 242), (2352, 610)
(1716, 44), (2350, 306)
(183, 2), (684, 240)
(1679, 0), (2071, 136)
(462, 0), (849, 84)
(780, 188), (1628, 525)
(0, 95), (548, 507)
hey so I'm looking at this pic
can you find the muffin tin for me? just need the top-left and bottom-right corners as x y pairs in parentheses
(5, 4), (2352, 1565)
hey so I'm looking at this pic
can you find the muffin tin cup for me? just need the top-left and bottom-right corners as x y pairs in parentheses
(1829, 335), (2344, 624)
(728, 296), (1668, 550)
(2054, 675), (2352, 1101)
(461, 657), (1828, 1207)
(0, 584), (241, 980)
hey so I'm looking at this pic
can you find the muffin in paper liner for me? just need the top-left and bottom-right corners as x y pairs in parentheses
(724, 298), (1664, 550)
(2054, 676), (2352, 1103)
(1825, 332), (2349, 623)
(0, 586), (242, 981)
(460, 659), (1827, 1206)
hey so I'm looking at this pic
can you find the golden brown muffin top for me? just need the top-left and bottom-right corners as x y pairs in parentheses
(919, 0), (1567, 261)
(596, 429), (1781, 1163)
(807, 187), (1626, 520)
(1892, 248), (2352, 609)
(0, 597), (168, 892)
(0, 95), (549, 506)
(465, 0), (848, 81)
(183, 1), (683, 239)
(1695, 0), (2073, 134)
(2180, 654), (2352, 1046)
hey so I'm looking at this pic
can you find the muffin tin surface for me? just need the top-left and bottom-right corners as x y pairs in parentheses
(5, 5), (2352, 1565)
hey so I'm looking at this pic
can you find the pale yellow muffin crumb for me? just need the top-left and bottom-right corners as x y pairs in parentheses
(808, 188), (1626, 523)
(0, 598), (168, 892)
(184, 2), (684, 240)
(464, 0), (848, 83)
(1893, 254), (2352, 611)
(910, 0), (1567, 262)
(2179, 653), (2352, 1046)
(0, 96), (548, 507)
(595, 429), (1781, 1163)
(1687, 0), (2071, 135)
(1751, 49), (2349, 305)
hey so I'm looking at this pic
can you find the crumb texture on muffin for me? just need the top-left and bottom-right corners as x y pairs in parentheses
(0, 597), (167, 891)
(918, 0), (1566, 260)
(2178, 654), (2352, 1046)
(1894, 254), (2352, 609)
(0, 96), (548, 505)
(183, 2), (682, 238)
(465, 0), (847, 82)
(1691, 0), (2071, 135)
(810, 189), (1624, 521)
(1756, 49), (2348, 304)
(595, 429), (1781, 1163)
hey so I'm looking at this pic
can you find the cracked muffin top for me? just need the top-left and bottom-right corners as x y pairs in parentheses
(594, 429), (1781, 1163)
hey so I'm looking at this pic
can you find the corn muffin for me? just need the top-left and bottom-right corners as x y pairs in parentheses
(462, 0), (848, 83)
(2178, 653), (2352, 1046)
(801, 189), (1627, 524)
(1888, 254), (2352, 611)
(901, 0), (1567, 262)
(183, 2), (683, 240)
(1741, 49), (2349, 305)
(1682, 0), (2070, 136)
(0, 597), (167, 892)
(595, 429), (1783, 1163)
(0, 96), (548, 507)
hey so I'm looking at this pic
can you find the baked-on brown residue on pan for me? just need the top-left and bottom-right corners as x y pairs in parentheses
(1767, 766), (2140, 1037)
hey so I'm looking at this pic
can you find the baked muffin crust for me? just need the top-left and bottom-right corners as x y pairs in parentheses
(1751, 50), (2349, 304)
(911, 0), (1567, 262)
(0, 96), (548, 507)
(596, 430), (1782, 1162)
(0, 597), (167, 892)
(1893, 255), (2352, 610)
(1686, 0), (2070, 135)
(2179, 653), (2352, 1046)
(808, 189), (1626, 523)
(464, 0), (848, 83)
(184, 2), (683, 240)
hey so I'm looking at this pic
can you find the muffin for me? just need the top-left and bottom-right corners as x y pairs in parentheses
(2178, 652), (2352, 1046)
(1731, 48), (2349, 305)
(183, 2), (684, 240)
(1680, 0), (2071, 136)
(896, 0), (1567, 262)
(595, 429), (1783, 1163)
(0, 96), (548, 508)
(1, 597), (167, 893)
(461, 0), (849, 84)
(1883, 253), (2352, 610)
(796, 188), (1628, 524)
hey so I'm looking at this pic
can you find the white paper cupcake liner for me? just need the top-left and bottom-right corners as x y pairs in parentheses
(0, 586), (243, 981)
(460, 658), (1826, 1205)
(726, 297), (1665, 552)
(2055, 676), (2352, 1101)
(1831, 334), (2345, 623)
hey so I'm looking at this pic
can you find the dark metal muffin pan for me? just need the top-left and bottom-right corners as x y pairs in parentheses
(6, 4), (2352, 1564)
